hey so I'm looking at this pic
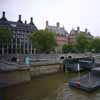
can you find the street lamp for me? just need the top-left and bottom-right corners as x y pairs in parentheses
(34, 48), (36, 54)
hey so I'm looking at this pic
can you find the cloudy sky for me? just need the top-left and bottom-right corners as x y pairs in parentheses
(0, 0), (100, 36)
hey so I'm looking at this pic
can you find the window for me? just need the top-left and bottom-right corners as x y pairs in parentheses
(11, 24), (16, 27)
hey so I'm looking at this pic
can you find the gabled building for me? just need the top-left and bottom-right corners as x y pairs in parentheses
(68, 27), (93, 45)
(45, 21), (68, 52)
(0, 11), (38, 55)
(46, 21), (68, 36)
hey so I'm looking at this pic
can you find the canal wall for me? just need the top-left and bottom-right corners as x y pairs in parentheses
(0, 53), (95, 62)
(0, 68), (31, 87)
(30, 63), (63, 77)
(0, 62), (63, 88)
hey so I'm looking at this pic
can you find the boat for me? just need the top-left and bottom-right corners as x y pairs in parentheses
(63, 56), (95, 72)
(79, 58), (95, 70)
(69, 67), (100, 92)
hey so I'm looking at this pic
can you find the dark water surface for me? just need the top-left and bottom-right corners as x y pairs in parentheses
(5, 72), (100, 100)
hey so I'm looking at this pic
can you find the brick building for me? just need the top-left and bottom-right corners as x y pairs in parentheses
(68, 27), (93, 45)
(45, 21), (68, 52)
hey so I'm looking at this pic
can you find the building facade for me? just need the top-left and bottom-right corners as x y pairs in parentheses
(0, 11), (38, 55)
(45, 21), (68, 52)
(68, 27), (93, 45)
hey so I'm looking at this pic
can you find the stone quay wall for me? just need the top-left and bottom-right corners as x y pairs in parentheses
(0, 62), (63, 88)
(0, 69), (31, 87)
(30, 63), (63, 77)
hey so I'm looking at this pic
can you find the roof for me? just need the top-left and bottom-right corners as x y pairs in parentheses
(70, 29), (93, 38)
(47, 25), (68, 36)
(0, 12), (38, 32)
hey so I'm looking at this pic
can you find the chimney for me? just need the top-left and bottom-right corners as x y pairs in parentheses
(46, 20), (48, 28)
(25, 20), (27, 24)
(18, 15), (22, 23)
(77, 26), (80, 32)
(2, 11), (5, 18)
(30, 17), (33, 24)
(19, 15), (21, 21)
(56, 22), (60, 28)
(1, 11), (7, 21)
(85, 28), (88, 33)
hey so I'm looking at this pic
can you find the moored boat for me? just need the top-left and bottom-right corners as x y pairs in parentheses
(63, 56), (95, 72)
(69, 67), (100, 92)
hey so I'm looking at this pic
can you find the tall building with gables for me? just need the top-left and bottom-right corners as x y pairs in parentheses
(0, 11), (38, 55)
(68, 27), (93, 45)
(45, 21), (68, 52)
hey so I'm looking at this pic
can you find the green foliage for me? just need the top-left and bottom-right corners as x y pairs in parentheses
(29, 30), (56, 53)
(76, 32), (90, 52)
(62, 44), (68, 53)
(63, 32), (100, 53)
(91, 37), (100, 53)
(0, 26), (12, 41)
(71, 45), (78, 53)
(0, 26), (12, 47)
(62, 44), (78, 53)
(86, 37), (93, 51)
(62, 44), (72, 53)
(75, 32), (100, 53)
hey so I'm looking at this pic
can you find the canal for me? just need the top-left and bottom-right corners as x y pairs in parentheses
(4, 72), (100, 100)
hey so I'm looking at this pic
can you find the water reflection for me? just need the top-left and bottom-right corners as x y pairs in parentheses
(5, 72), (100, 100)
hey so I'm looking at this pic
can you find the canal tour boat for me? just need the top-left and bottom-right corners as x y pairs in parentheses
(69, 67), (100, 92)
(63, 56), (95, 72)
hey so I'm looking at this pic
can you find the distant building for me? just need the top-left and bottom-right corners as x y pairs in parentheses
(45, 21), (68, 52)
(68, 27), (93, 45)
(0, 11), (37, 55)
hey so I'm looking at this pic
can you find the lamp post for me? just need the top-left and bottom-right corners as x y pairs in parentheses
(55, 48), (57, 54)
(34, 48), (36, 55)
(31, 42), (32, 54)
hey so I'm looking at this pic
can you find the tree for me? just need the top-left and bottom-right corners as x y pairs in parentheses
(62, 44), (72, 53)
(0, 26), (12, 41)
(62, 44), (68, 53)
(76, 32), (89, 52)
(29, 30), (56, 53)
(91, 37), (100, 53)
(0, 26), (12, 46)
(71, 44), (78, 53)
(62, 44), (78, 53)
(0, 26), (12, 55)
(86, 37), (93, 52)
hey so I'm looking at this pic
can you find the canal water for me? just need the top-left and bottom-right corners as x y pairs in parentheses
(4, 72), (100, 100)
